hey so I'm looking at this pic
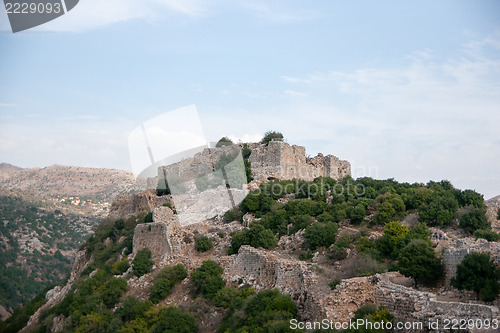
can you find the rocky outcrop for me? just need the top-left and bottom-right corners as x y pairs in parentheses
(442, 238), (500, 284)
(108, 190), (171, 219)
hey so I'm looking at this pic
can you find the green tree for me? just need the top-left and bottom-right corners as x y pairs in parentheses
(458, 189), (485, 209)
(451, 252), (500, 302)
(133, 248), (154, 277)
(228, 222), (277, 254)
(154, 306), (198, 333)
(216, 136), (233, 147)
(375, 221), (408, 258)
(459, 208), (490, 233)
(149, 264), (187, 304)
(374, 193), (405, 224)
(195, 236), (213, 252)
(261, 131), (284, 145)
(102, 277), (127, 307)
(304, 222), (338, 251)
(474, 229), (500, 242)
(497, 207), (500, 220)
(398, 239), (442, 285)
(190, 260), (226, 299)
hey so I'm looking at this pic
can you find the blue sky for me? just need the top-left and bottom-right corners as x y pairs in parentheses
(1, 0), (499, 198)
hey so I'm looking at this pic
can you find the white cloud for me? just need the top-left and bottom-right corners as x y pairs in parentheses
(283, 89), (308, 97)
(273, 34), (500, 198)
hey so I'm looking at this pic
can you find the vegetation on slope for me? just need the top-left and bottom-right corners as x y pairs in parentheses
(0, 195), (98, 312)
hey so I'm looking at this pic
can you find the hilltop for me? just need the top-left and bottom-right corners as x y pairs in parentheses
(0, 164), (148, 203)
(2, 138), (500, 333)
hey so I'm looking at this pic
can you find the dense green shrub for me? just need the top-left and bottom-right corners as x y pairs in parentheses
(374, 221), (408, 258)
(261, 131), (284, 145)
(457, 189), (485, 209)
(149, 264), (187, 304)
(398, 239), (442, 285)
(195, 236), (213, 252)
(329, 279), (341, 290)
(213, 286), (255, 308)
(343, 304), (393, 333)
(216, 136), (233, 147)
(304, 222), (338, 251)
(418, 195), (458, 227)
(101, 277), (127, 307)
(223, 206), (243, 222)
(475, 229), (500, 242)
(228, 222), (277, 254)
(217, 289), (298, 333)
(190, 260), (226, 300)
(459, 208), (490, 233)
(374, 193), (405, 224)
(133, 248), (153, 277)
(154, 306), (198, 333)
(115, 297), (153, 322)
(451, 252), (500, 302)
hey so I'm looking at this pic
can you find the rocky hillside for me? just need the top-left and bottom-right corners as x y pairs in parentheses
(0, 195), (100, 318)
(0, 164), (150, 320)
(0, 164), (148, 204)
(5, 172), (499, 333)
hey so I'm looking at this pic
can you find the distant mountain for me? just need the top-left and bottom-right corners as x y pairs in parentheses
(488, 195), (500, 203)
(0, 164), (149, 203)
(0, 163), (23, 181)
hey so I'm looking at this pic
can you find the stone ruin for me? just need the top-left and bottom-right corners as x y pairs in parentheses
(222, 245), (500, 332)
(442, 237), (500, 284)
(322, 273), (499, 332)
(158, 140), (351, 184)
(221, 245), (323, 321)
(248, 141), (351, 181)
(131, 206), (187, 262)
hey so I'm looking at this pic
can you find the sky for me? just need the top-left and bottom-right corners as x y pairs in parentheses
(0, 0), (499, 199)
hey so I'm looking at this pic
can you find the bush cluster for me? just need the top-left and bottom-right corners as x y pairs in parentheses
(194, 236), (213, 252)
(451, 252), (500, 302)
(149, 264), (187, 304)
(190, 260), (226, 300)
(133, 248), (154, 277)
(217, 289), (299, 333)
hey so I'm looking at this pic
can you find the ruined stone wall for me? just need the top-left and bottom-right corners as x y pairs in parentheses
(224, 245), (322, 320)
(320, 276), (378, 323)
(158, 141), (351, 184)
(442, 238), (500, 284)
(321, 273), (499, 332)
(375, 273), (500, 332)
(249, 141), (351, 181)
(132, 207), (185, 261)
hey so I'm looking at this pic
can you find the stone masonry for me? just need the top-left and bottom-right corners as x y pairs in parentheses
(322, 272), (500, 332)
(442, 237), (500, 284)
(132, 206), (185, 262)
(158, 141), (351, 184)
(222, 245), (323, 321)
(249, 141), (351, 181)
